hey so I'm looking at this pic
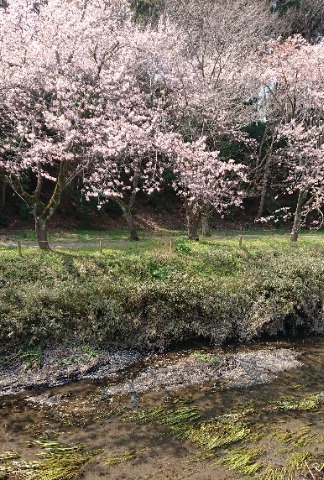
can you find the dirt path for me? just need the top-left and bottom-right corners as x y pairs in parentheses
(0, 239), (128, 248)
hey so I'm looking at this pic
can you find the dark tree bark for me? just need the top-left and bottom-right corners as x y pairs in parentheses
(35, 216), (50, 250)
(0, 174), (7, 210)
(257, 159), (270, 219)
(255, 127), (276, 220)
(120, 204), (139, 241)
(201, 205), (212, 237)
(116, 168), (141, 241)
(291, 189), (307, 242)
(186, 203), (201, 241)
(9, 161), (79, 250)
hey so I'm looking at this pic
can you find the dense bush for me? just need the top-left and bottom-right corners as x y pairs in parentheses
(0, 239), (323, 351)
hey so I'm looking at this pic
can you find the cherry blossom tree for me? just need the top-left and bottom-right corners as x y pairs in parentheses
(279, 122), (324, 241)
(81, 15), (250, 241)
(5, 0), (321, 247)
(172, 138), (246, 240)
(158, 0), (265, 235)
(82, 24), (189, 241)
(247, 35), (324, 239)
(0, 0), (135, 248)
(0, 0), (185, 245)
(85, 129), (180, 241)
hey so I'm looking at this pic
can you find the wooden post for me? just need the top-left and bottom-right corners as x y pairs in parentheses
(99, 239), (103, 253)
(239, 235), (243, 248)
(17, 241), (22, 257)
(169, 238), (173, 252)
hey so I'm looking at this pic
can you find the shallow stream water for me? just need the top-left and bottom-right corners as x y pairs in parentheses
(0, 337), (323, 479)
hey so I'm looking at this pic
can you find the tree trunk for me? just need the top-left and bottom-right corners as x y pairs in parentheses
(9, 161), (78, 251)
(121, 207), (139, 241)
(126, 212), (139, 241)
(35, 216), (50, 250)
(119, 169), (140, 241)
(201, 206), (212, 237)
(186, 203), (200, 241)
(0, 175), (7, 210)
(291, 190), (307, 242)
(256, 159), (270, 218)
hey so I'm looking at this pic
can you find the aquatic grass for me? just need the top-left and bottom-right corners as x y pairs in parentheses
(0, 440), (102, 480)
(0, 460), (41, 479)
(104, 449), (138, 466)
(125, 401), (204, 442)
(125, 404), (200, 427)
(259, 452), (312, 480)
(28, 439), (85, 453)
(289, 383), (305, 390)
(124, 393), (323, 479)
(34, 440), (102, 480)
(274, 394), (323, 412)
(271, 426), (314, 448)
(184, 416), (251, 450)
(189, 352), (221, 365)
(216, 447), (263, 476)
(0, 451), (21, 461)
(126, 400), (251, 453)
(51, 398), (125, 429)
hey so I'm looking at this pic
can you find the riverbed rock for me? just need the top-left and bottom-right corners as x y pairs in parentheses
(104, 347), (302, 396)
(221, 348), (302, 388)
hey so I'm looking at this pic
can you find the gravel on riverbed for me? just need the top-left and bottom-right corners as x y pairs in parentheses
(221, 348), (302, 388)
(0, 346), (141, 397)
(104, 347), (302, 396)
(0, 345), (302, 398)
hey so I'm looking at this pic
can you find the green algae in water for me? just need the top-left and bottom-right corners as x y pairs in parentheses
(0, 440), (102, 480)
(216, 447), (263, 476)
(289, 383), (305, 390)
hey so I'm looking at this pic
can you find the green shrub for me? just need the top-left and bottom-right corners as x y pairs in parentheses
(0, 239), (323, 351)
(175, 237), (191, 254)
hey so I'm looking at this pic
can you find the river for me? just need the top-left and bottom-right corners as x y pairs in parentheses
(0, 337), (323, 479)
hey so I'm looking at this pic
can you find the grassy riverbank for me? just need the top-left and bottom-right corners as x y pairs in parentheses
(0, 230), (323, 352)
